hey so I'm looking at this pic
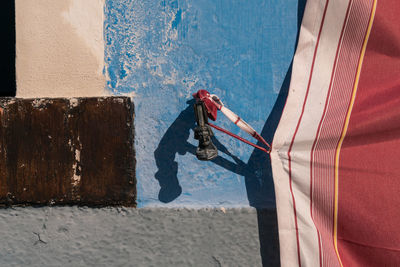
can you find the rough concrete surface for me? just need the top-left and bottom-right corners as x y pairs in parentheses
(0, 207), (265, 267)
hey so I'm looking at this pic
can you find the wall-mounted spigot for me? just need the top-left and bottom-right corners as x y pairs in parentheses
(193, 101), (218, 161)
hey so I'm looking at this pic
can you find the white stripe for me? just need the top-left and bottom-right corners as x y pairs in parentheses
(271, 0), (351, 266)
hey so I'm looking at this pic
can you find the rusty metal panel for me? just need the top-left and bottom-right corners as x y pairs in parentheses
(0, 97), (135, 206)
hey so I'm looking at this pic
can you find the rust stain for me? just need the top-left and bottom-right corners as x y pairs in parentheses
(0, 97), (136, 206)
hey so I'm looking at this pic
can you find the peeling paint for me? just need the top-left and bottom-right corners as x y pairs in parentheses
(104, 0), (300, 207)
(69, 98), (79, 108)
(0, 97), (136, 206)
(32, 99), (48, 109)
(71, 137), (81, 188)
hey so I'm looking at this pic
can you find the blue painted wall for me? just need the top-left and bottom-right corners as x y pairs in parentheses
(105, 0), (304, 207)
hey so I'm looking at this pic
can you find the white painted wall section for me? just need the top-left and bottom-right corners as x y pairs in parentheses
(15, 0), (107, 97)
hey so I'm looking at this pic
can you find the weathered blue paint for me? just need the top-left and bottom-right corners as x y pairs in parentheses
(105, 0), (303, 207)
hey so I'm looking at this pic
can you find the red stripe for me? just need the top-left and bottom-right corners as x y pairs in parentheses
(325, 2), (371, 265)
(309, 0), (374, 265)
(287, 1), (330, 266)
(331, 3), (372, 265)
(309, 1), (353, 266)
(234, 117), (241, 125)
(336, 1), (379, 265)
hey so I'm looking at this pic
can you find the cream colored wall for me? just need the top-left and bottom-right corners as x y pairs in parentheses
(15, 0), (107, 97)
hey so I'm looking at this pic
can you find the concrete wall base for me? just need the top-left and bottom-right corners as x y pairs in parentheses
(0, 207), (279, 267)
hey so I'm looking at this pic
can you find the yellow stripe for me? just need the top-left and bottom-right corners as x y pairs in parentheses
(333, 0), (377, 266)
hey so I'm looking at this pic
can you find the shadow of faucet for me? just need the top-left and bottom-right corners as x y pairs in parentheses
(154, 99), (248, 203)
(153, 62), (292, 206)
(153, 0), (306, 264)
(154, 100), (195, 203)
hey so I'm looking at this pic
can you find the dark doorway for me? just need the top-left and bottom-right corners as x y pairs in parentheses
(0, 1), (16, 97)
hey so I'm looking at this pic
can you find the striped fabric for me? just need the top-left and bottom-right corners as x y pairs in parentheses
(271, 0), (400, 266)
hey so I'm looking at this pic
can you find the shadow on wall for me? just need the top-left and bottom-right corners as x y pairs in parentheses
(153, 61), (292, 265)
(154, 0), (306, 265)
(154, 73), (291, 207)
(154, 1), (306, 208)
(154, 98), (251, 203)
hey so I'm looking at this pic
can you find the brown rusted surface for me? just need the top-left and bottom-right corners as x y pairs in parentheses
(0, 97), (136, 206)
